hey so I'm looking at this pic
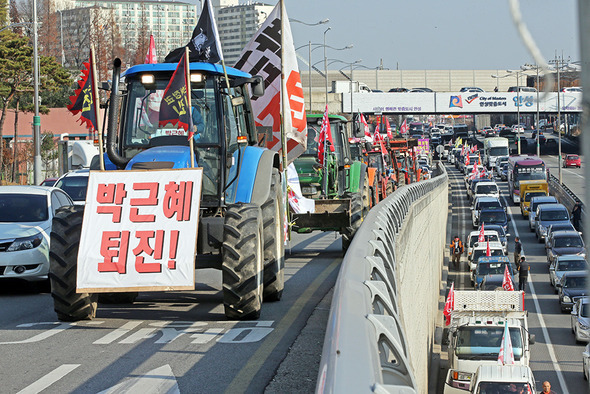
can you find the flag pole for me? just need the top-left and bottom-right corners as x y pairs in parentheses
(279, 0), (289, 173)
(90, 45), (105, 171)
(185, 47), (195, 168)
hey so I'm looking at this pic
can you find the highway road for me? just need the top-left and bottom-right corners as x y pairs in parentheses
(0, 232), (340, 394)
(441, 162), (588, 394)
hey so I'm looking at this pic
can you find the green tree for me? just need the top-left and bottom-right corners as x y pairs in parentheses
(0, 29), (70, 178)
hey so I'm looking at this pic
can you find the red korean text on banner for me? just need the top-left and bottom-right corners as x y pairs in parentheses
(502, 265), (515, 291)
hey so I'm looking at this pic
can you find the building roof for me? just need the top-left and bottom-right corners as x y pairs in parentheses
(1, 107), (98, 139)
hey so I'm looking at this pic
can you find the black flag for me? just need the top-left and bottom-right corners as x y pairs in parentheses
(164, 0), (223, 63)
(158, 52), (193, 136)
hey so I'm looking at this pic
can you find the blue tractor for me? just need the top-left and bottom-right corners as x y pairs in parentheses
(49, 59), (285, 321)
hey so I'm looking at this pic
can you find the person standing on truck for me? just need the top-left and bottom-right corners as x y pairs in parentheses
(518, 256), (529, 292)
(514, 237), (522, 268)
(450, 236), (464, 268)
(572, 203), (582, 232)
(539, 381), (557, 394)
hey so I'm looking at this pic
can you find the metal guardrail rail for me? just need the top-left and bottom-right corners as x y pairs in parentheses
(316, 163), (448, 394)
(547, 174), (585, 223)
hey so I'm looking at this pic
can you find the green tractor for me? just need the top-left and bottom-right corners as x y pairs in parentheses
(291, 114), (370, 250)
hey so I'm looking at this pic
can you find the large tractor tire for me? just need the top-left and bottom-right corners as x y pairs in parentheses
(222, 203), (264, 320)
(261, 169), (285, 302)
(49, 206), (98, 321)
(341, 192), (363, 251)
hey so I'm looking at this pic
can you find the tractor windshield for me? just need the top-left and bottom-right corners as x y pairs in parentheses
(304, 120), (345, 161)
(123, 78), (220, 148)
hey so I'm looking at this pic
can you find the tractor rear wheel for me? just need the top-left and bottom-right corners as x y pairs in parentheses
(341, 192), (363, 251)
(222, 203), (264, 320)
(261, 169), (285, 302)
(49, 206), (98, 321)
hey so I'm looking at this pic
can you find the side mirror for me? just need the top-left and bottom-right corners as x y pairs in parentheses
(250, 75), (265, 97)
(506, 233), (512, 238)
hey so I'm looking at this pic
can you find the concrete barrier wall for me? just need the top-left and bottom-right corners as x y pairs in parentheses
(394, 175), (448, 390)
(316, 164), (448, 394)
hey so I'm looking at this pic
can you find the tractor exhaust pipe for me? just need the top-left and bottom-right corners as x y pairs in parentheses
(106, 58), (129, 169)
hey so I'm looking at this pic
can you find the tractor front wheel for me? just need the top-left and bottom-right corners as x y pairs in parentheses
(222, 204), (264, 320)
(49, 206), (98, 321)
(261, 169), (285, 302)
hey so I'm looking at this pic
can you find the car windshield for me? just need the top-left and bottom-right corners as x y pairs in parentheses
(554, 236), (584, 248)
(489, 147), (509, 156)
(479, 211), (506, 223)
(0, 194), (48, 222)
(479, 201), (502, 210)
(476, 382), (532, 393)
(473, 249), (504, 261)
(55, 176), (89, 202)
(305, 122), (344, 159)
(476, 185), (498, 194)
(563, 276), (587, 289)
(567, 155), (579, 160)
(557, 259), (587, 271)
(477, 262), (509, 276)
(469, 234), (500, 247)
(456, 327), (522, 359)
(469, 157), (480, 165)
(524, 191), (546, 202)
(539, 209), (569, 221)
(582, 304), (589, 318)
(486, 226), (506, 237)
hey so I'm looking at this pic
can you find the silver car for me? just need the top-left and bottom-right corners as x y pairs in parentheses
(571, 297), (590, 343)
(0, 186), (73, 285)
(549, 255), (588, 290)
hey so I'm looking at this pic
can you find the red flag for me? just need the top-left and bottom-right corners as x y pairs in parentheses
(497, 321), (515, 365)
(399, 118), (408, 134)
(360, 113), (371, 137)
(318, 105), (334, 166)
(158, 51), (192, 138)
(465, 152), (470, 165)
(443, 282), (455, 326)
(386, 117), (393, 139)
(478, 223), (485, 243)
(502, 265), (515, 291)
(145, 34), (157, 64)
(486, 240), (491, 256)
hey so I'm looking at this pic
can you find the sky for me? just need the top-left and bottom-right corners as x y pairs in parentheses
(264, 0), (581, 71)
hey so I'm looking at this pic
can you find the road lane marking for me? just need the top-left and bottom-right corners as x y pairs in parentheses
(97, 364), (180, 394)
(0, 323), (74, 345)
(224, 256), (341, 394)
(504, 196), (569, 394)
(94, 321), (144, 344)
(17, 364), (80, 394)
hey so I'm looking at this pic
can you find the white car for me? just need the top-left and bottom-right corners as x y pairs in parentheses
(512, 124), (525, 134)
(0, 186), (73, 285)
(466, 230), (501, 259)
(472, 181), (500, 201)
(468, 242), (505, 272)
(54, 168), (90, 205)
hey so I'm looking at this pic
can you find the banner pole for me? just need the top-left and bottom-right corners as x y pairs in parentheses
(90, 45), (105, 171)
(185, 47), (195, 168)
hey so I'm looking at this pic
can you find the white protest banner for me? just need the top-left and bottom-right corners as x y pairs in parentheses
(77, 169), (202, 292)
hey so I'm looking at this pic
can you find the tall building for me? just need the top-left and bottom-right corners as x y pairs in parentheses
(58, 0), (199, 69)
(217, 2), (273, 66)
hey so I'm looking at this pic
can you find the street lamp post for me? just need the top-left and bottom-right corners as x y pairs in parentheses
(57, 10), (65, 66)
(323, 27), (331, 107)
(33, 0), (41, 185)
(556, 58), (562, 184)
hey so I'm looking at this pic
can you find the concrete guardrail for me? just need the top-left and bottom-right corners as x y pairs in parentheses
(316, 163), (448, 394)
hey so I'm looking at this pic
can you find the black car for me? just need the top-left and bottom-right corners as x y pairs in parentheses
(559, 271), (588, 312)
(478, 208), (509, 233)
(531, 130), (546, 145)
(485, 224), (510, 251)
(546, 230), (585, 265)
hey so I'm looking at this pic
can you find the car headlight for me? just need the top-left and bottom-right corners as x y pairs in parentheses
(6, 233), (44, 252)
(563, 296), (572, 303)
(580, 323), (590, 330)
(578, 252), (586, 258)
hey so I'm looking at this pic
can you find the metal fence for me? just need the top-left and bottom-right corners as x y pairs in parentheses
(316, 163), (448, 394)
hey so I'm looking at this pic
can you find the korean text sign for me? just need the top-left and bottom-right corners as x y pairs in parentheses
(77, 169), (202, 292)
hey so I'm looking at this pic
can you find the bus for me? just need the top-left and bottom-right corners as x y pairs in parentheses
(507, 156), (546, 204)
